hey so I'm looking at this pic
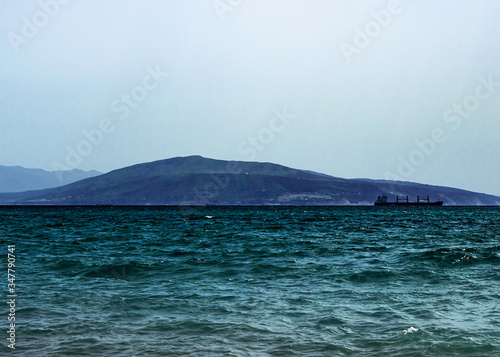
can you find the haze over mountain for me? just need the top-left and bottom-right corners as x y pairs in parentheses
(3, 2), (500, 197)
(0, 156), (498, 206)
(0, 165), (102, 193)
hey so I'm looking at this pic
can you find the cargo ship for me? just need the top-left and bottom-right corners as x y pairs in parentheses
(374, 195), (444, 206)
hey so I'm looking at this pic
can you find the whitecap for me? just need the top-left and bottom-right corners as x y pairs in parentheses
(403, 326), (419, 334)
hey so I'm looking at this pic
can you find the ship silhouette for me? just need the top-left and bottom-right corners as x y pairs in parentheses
(374, 195), (444, 206)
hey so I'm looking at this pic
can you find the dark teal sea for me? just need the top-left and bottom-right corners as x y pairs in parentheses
(1, 206), (500, 356)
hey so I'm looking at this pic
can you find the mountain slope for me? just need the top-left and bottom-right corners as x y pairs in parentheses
(0, 165), (102, 193)
(0, 156), (498, 205)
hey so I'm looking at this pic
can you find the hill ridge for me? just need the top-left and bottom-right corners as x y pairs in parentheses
(0, 165), (102, 193)
(0, 156), (498, 206)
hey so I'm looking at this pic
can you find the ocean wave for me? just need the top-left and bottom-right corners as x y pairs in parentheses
(408, 247), (500, 266)
(349, 269), (395, 283)
(82, 262), (155, 280)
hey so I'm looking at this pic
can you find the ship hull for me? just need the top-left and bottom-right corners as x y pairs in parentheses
(374, 201), (444, 206)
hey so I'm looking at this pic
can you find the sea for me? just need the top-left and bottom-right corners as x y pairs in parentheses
(1, 206), (500, 356)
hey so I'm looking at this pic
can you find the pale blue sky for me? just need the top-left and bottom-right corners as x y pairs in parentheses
(1, 0), (500, 195)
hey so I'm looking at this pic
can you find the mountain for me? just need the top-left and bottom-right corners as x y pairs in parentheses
(0, 165), (102, 193)
(0, 156), (498, 205)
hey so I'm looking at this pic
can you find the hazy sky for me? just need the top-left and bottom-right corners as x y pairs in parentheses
(1, 0), (500, 195)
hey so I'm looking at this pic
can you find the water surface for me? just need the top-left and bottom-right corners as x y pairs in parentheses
(2, 206), (499, 356)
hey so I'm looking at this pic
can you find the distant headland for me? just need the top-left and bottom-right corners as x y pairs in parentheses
(0, 156), (498, 206)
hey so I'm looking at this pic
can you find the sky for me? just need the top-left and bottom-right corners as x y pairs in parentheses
(1, 0), (500, 196)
